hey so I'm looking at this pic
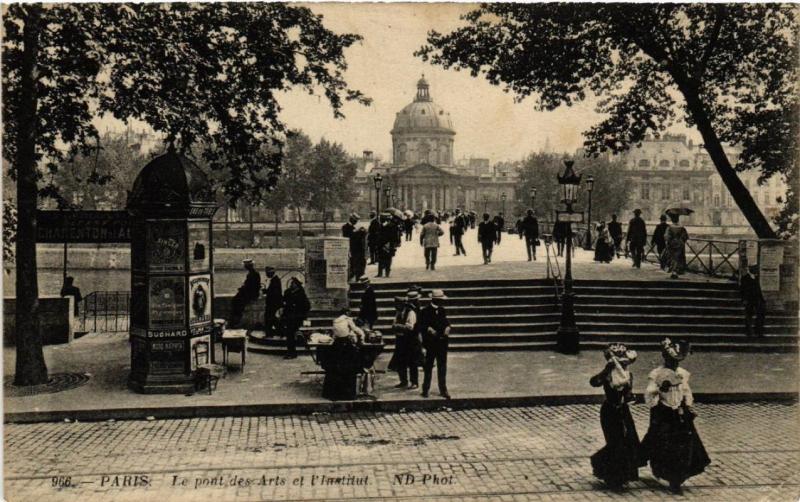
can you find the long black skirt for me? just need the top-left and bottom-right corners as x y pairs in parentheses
(387, 332), (423, 371)
(641, 404), (710, 485)
(590, 401), (644, 487)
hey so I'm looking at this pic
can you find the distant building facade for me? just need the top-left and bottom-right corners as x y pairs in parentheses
(616, 134), (785, 228)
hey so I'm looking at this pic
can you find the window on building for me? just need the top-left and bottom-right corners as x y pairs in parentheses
(659, 160), (671, 168)
(682, 186), (690, 200)
(638, 159), (650, 168)
(661, 184), (670, 200)
(679, 159), (691, 168)
(641, 184), (650, 200)
(397, 144), (407, 164)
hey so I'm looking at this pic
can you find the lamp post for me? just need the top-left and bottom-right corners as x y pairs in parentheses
(483, 194), (488, 212)
(501, 192), (506, 215)
(373, 173), (383, 215)
(384, 186), (392, 209)
(556, 159), (582, 354)
(529, 186), (537, 211)
(583, 175), (594, 250)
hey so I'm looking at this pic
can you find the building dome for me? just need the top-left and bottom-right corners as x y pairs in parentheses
(391, 76), (455, 167)
(391, 75), (454, 135)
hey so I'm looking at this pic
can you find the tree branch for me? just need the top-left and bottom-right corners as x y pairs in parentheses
(697, 5), (727, 78)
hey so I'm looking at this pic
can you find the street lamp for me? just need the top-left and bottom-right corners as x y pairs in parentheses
(556, 159), (582, 354)
(483, 194), (488, 212)
(384, 186), (392, 209)
(529, 186), (537, 211)
(583, 175), (595, 250)
(501, 192), (506, 215)
(373, 173), (383, 215)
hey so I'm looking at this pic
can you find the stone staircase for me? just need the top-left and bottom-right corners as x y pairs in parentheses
(247, 278), (798, 354)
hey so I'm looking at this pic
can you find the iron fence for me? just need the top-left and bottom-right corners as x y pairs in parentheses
(80, 291), (130, 333)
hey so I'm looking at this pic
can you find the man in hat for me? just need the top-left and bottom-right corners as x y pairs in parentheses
(452, 208), (467, 256)
(341, 213), (358, 239)
(420, 213), (444, 270)
(740, 266), (766, 337)
(607, 214), (623, 259)
(390, 288), (422, 389)
(350, 226), (368, 281)
(493, 212), (505, 245)
(376, 212), (399, 278)
(358, 276), (378, 329)
(419, 289), (451, 399)
(367, 211), (380, 265)
(281, 277), (310, 359)
(652, 214), (669, 270)
(230, 259), (261, 328)
(521, 208), (540, 261)
(625, 209), (648, 268)
(262, 266), (282, 337)
(478, 213), (496, 264)
(60, 276), (83, 317)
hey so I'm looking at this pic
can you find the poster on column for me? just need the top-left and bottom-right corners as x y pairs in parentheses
(188, 275), (212, 325)
(147, 221), (186, 273)
(759, 241), (783, 292)
(324, 238), (349, 289)
(148, 277), (185, 328)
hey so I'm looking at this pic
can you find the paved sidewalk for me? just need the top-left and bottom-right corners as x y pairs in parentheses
(4, 332), (797, 422)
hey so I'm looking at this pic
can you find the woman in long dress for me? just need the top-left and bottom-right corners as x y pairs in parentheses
(590, 344), (644, 489)
(665, 214), (689, 278)
(641, 338), (710, 494)
(593, 222), (614, 263)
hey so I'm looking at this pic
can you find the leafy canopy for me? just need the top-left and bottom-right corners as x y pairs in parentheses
(2, 3), (370, 205)
(417, 3), (798, 234)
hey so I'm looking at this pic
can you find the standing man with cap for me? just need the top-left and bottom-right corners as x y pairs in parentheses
(350, 225), (368, 282)
(262, 266), (282, 337)
(358, 276), (378, 329)
(341, 213), (358, 238)
(521, 209), (540, 261)
(652, 215), (669, 270)
(389, 288), (423, 389)
(478, 213), (496, 264)
(452, 208), (467, 256)
(376, 213), (399, 278)
(230, 259), (261, 328)
(419, 289), (451, 399)
(420, 214), (444, 271)
(608, 214), (623, 259)
(626, 209), (648, 269)
(367, 211), (380, 265)
(281, 277), (310, 359)
(493, 212), (505, 245)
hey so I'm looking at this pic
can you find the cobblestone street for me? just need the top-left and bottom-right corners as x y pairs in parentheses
(4, 402), (798, 501)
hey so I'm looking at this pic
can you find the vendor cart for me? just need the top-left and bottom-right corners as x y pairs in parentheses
(306, 332), (384, 400)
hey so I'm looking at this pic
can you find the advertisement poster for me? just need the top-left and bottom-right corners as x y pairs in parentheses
(759, 242), (784, 292)
(148, 221), (186, 273)
(188, 222), (211, 272)
(149, 277), (185, 328)
(188, 275), (212, 325)
(324, 238), (350, 289)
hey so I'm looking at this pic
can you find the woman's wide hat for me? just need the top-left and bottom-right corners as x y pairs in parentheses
(604, 343), (637, 364)
(430, 289), (447, 300)
(661, 337), (690, 361)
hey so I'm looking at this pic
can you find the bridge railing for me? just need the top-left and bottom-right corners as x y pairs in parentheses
(81, 291), (130, 333)
(642, 237), (749, 278)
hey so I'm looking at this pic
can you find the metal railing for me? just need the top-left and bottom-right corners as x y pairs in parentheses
(80, 291), (130, 333)
(642, 237), (748, 278)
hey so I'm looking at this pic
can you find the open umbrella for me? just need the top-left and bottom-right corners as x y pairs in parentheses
(664, 207), (694, 217)
(384, 207), (404, 218)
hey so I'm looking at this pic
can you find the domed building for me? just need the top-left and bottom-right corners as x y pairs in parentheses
(355, 76), (518, 213)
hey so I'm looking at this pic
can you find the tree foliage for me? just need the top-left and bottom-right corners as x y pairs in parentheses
(516, 153), (631, 226)
(2, 3), (368, 385)
(307, 138), (358, 230)
(417, 3), (798, 238)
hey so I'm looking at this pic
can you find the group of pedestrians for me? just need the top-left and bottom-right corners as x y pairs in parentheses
(589, 339), (710, 494)
(229, 259), (311, 359)
(387, 287), (451, 399)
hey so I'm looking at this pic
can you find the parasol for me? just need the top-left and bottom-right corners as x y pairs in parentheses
(664, 207), (694, 217)
(384, 207), (404, 218)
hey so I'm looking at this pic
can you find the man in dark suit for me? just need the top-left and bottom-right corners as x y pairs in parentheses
(740, 266), (766, 337)
(281, 277), (310, 359)
(626, 209), (648, 268)
(607, 214), (623, 258)
(376, 213), (399, 278)
(493, 212), (505, 245)
(478, 213), (496, 264)
(341, 213), (358, 238)
(262, 266), (282, 337)
(521, 209), (540, 261)
(358, 276), (378, 329)
(452, 209), (467, 256)
(652, 214), (669, 269)
(419, 289), (451, 399)
(350, 226), (367, 281)
(367, 211), (380, 264)
(230, 259), (261, 328)
(553, 220), (567, 257)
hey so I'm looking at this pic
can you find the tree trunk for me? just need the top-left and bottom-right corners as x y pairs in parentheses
(14, 5), (48, 386)
(679, 83), (777, 238)
(274, 209), (280, 247)
(296, 207), (304, 244)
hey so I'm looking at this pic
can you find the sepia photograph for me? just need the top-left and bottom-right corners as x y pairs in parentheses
(1, 2), (798, 501)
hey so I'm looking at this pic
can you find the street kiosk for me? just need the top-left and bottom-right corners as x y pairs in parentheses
(126, 149), (218, 394)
